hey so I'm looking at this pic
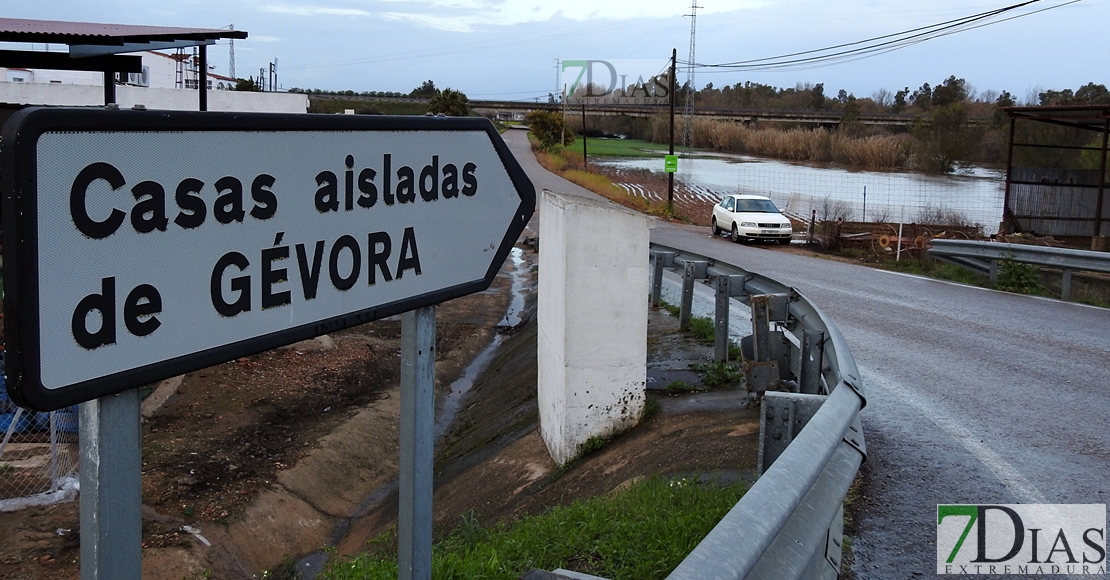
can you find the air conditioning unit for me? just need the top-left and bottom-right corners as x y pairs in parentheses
(127, 66), (150, 87)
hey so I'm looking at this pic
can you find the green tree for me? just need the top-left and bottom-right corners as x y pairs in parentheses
(234, 77), (261, 92)
(1042, 82), (1110, 105)
(912, 102), (972, 173)
(840, 95), (864, 137)
(931, 76), (968, 108)
(1074, 82), (1110, 104)
(811, 83), (826, 110)
(411, 79), (437, 99)
(892, 87), (909, 113)
(427, 88), (471, 116)
(911, 83), (932, 111)
(991, 90), (1016, 127)
(526, 110), (574, 150)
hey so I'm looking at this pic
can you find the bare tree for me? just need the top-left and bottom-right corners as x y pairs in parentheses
(871, 88), (893, 108)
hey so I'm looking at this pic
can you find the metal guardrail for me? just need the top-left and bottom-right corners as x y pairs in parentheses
(929, 239), (1110, 300)
(647, 244), (867, 580)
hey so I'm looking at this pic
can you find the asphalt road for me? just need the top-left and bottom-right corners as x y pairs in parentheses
(502, 129), (1110, 578)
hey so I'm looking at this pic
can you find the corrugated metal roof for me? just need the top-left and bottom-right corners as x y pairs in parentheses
(0, 18), (246, 45)
(1004, 104), (1110, 131)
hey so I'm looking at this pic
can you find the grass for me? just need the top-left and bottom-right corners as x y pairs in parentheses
(531, 137), (683, 221)
(566, 137), (672, 158)
(320, 475), (747, 580)
(689, 361), (745, 388)
(686, 316), (716, 343)
(879, 258), (988, 286)
(664, 380), (702, 393)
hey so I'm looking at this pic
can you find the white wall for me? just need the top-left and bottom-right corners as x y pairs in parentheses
(0, 82), (307, 113)
(537, 190), (653, 466)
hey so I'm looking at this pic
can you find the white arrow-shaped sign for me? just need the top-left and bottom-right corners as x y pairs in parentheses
(2, 108), (535, 410)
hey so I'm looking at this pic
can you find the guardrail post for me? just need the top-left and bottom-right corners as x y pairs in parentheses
(757, 392), (827, 475)
(678, 261), (707, 331)
(989, 259), (998, 285)
(650, 252), (676, 308)
(800, 330), (825, 395)
(750, 294), (772, 361)
(1061, 268), (1073, 301)
(714, 275), (730, 362)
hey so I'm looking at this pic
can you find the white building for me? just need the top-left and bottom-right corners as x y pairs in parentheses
(1, 49), (305, 113)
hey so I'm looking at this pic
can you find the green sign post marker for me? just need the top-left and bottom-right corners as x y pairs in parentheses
(664, 154), (678, 173)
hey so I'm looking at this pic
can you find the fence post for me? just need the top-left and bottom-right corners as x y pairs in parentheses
(714, 275), (730, 362)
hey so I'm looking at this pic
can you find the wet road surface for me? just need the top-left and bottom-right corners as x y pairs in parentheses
(502, 129), (1110, 578)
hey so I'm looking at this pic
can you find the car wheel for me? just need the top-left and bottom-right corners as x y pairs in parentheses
(711, 217), (720, 236)
(730, 223), (741, 243)
(778, 237), (791, 245)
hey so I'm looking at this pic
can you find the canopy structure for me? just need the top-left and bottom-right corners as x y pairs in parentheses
(0, 18), (247, 110)
(1003, 105), (1110, 246)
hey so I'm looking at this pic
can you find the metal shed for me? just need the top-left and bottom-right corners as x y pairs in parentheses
(1003, 105), (1110, 249)
(0, 17), (246, 111)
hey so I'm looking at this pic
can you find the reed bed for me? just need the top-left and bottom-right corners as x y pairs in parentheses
(652, 116), (911, 170)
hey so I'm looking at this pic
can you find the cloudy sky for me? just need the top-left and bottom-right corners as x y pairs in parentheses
(5, 0), (1107, 103)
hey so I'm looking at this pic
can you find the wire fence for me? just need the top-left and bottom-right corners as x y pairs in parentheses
(600, 153), (1007, 232)
(0, 360), (80, 511)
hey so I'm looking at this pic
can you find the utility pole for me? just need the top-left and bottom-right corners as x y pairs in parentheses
(581, 103), (588, 171)
(669, 48), (676, 210)
(683, 1), (701, 149)
(561, 84), (567, 147)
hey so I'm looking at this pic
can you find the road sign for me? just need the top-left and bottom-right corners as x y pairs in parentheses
(1, 108), (535, 411)
(664, 154), (678, 173)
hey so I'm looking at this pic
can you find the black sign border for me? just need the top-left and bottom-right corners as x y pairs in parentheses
(1, 107), (536, 411)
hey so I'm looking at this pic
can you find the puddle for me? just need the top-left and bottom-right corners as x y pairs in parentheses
(300, 246), (533, 577)
(497, 247), (530, 330)
(438, 247), (531, 442)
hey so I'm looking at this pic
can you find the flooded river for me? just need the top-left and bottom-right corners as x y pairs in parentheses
(596, 150), (1006, 228)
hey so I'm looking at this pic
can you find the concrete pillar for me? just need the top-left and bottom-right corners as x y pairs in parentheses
(538, 190), (654, 466)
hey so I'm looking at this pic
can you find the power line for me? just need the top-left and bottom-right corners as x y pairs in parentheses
(688, 0), (1081, 73)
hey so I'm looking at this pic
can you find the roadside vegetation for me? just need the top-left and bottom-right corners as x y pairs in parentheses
(565, 137), (671, 158)
(320, 475), (748, 580)
(527, 110), (683, 221)
(572, 78), (1110, 174)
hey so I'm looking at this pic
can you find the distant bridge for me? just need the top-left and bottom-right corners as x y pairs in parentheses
(306, 95), (983, 127)
(469, 100), (926, 127)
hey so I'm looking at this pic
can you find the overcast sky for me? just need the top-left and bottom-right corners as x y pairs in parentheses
(6, 0), (1107, 103)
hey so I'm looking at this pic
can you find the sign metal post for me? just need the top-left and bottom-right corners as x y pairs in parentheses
(399, 305), (436, 580)
(79, 389), (142, 580)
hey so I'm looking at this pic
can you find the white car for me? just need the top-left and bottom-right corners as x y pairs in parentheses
(711, 194), (793, 245)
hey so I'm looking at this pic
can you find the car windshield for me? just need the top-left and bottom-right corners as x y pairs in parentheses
(733, 198), (780, 213)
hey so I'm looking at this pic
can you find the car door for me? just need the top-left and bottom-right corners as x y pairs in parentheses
(714, 197), (735, 230)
